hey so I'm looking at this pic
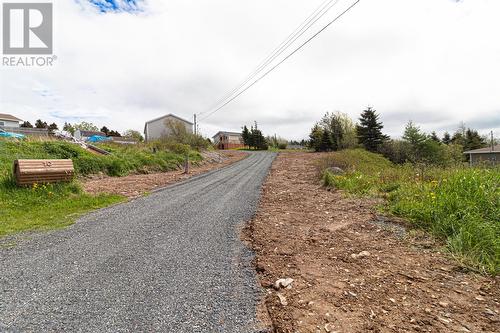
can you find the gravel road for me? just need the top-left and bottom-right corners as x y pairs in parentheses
(0, 152), (275, 332)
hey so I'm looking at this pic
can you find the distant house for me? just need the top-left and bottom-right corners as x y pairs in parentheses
(74, 129), (107, 141)
(144, 114), (193, 142)
(212, 131), (244, 150)
(464, 145), (500, 166)
(0, 113), (22, 128)
(111, 136), (138, 145)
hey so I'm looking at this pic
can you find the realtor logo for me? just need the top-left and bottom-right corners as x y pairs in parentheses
(2, 2), (53, 54)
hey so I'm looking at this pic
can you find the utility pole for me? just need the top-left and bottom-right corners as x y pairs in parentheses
(491, 131), (494, 152)
(194, 114), (197, 135)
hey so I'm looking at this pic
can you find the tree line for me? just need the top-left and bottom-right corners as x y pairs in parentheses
(308, 107), (494, 166)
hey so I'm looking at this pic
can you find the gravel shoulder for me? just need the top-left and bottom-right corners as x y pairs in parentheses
(0, 152), (275, 332)
(245, 152), (499, 333)
(83, 150), (247, 199)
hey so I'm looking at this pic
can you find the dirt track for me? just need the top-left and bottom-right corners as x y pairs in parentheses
(246, 152), (499, 333)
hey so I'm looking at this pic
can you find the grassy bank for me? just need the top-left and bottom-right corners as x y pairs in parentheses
(320, 149), (499, 275)
(0, 139), (202, 237)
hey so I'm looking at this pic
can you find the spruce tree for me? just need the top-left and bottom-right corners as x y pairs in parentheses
(319, 129), (334, 152)
(309, 124), (323, 152)
(442, 132), (451, 145)
(464, 128), (486, 150)
(356, 107), (388, 152)
(241, 125), (250, 147)
(430, 131), (441, 143)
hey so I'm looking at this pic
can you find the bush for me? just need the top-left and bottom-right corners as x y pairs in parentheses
(379, 139), (464, 167)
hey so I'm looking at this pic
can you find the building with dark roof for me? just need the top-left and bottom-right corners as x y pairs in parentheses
(464, 145), (499, 165)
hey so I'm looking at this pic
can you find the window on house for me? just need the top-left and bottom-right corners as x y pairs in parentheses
(0, 121), (4, 126)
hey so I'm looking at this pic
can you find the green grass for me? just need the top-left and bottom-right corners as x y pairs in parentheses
(0, 138), (202, 237)
(320, 149), (500, 275)
(0, 175), (124, 237)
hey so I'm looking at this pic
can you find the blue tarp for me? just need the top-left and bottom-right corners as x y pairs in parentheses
(0, 130), (25, 139)
(86, 135), (111, 143)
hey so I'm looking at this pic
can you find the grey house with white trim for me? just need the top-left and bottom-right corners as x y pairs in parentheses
(144, 114), (193, 142)
(464, 145), (500, 165)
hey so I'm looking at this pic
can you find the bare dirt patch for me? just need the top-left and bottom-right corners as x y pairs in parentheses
(245, 152), (499, 333)
(83, 151), (247, 199)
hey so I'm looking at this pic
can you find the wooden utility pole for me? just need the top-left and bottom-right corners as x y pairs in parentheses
(491, 131), (494, 152)
(194, 114), (197, 135)
(184, 152), (190, 174)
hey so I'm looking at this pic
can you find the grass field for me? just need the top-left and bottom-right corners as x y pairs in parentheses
(320, 149), (500, 275)
(0, 138), (202, 237)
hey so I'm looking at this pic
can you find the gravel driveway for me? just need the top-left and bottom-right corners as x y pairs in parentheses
(0, 152), (275, 332)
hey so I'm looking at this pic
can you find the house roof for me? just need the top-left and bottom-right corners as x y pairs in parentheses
(144, 113), (193, 133)
(0, 113), (22, 122)
(463, 145), (500, 154)
(212, 131), (242, 138)
(111, 136), (138, 142)
(78, 130), (106, 137)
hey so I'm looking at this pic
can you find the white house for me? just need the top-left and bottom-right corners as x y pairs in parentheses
(0, 113), (22, 128)
(144, 114), (193, 142)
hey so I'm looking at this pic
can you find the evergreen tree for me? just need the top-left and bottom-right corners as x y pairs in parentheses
(20, 121), (33, 128)
(403, 121), (427, 146)
(430, 131), (441, 143)
(319, 129), (333, 152)
(108, 130), (121, 137)
(442, 132), (451, 145)
(101, 126), (110, 136)
(464, 128), (486, 151)
(35, 119), (48, 129)
(248, 125), (255, 149)
(402, 121), (428, 162)
(356, 107), (388, 152)
(309, 124), (323, 152)
(48, 123), (58, 132)
(241, 125), (250, 147)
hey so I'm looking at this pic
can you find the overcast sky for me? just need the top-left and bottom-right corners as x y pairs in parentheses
(1, 0), (499, 140)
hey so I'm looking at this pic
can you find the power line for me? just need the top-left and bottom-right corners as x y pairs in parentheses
(200, 0), (361, 121)
(199, 0), (341, 116)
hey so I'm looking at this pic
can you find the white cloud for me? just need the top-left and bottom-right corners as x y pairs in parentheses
(1, 0), (499, 140)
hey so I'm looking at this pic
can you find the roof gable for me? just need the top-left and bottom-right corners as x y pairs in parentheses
(0, 113), (22, 122)
(145, 114), (193, 126)
(144, 113), (194, 134)
(212, 131), (242, 138)
(463, 145), (500, 154)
